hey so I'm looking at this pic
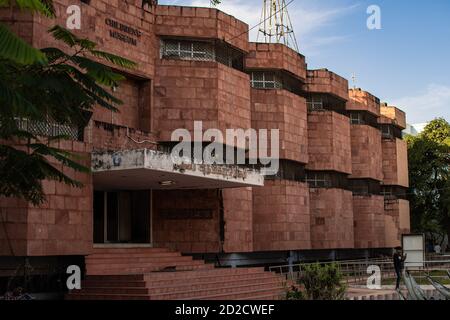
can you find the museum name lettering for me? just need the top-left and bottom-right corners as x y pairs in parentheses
(105, 18), (141, 46)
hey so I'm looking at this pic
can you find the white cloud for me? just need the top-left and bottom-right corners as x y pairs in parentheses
(389, 84), (450, 124)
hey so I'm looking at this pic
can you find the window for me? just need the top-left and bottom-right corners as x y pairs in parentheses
(307, 96), (324, 111)
(350, 179), (381, 196)
(162, 40), (213, 61)
(351, 184), (369, 196)
(306, 172), (331, 188)
(381, 186), (393, 197)
(350, 112), (364, 125)
(15, 117), (85, 141)
(250, 71), (283, 89)
(265, 160), (306, 182)
(381, 125), (393, 139)
(161, 39), (244, 71)
(315, 217), (326, 226)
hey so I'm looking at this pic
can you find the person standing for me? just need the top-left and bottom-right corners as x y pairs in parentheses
(393, 246), (407, 290)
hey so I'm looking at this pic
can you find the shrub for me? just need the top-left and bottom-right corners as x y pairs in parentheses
(286, 263), (347, 300)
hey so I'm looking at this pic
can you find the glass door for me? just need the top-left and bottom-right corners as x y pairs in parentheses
(93, 190), (151, 244)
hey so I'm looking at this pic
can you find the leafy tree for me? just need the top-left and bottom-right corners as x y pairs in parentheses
(406, 118), (450, 243)
(0, 1), (135, 205)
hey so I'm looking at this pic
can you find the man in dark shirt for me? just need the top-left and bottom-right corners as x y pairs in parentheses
(393, 246), (407, 290)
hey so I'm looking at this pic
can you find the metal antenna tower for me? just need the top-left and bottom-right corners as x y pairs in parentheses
(257, 0), (299, 52)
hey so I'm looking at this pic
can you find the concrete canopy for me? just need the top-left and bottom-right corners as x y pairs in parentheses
(92, 149), (264, 190)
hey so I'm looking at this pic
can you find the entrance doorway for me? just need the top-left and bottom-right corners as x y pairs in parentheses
(93, 190), (151, 244)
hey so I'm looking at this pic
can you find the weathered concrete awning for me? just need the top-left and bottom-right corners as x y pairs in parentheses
(92, 149), (264, 190)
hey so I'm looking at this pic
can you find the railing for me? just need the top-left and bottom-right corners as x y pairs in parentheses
(270, 258), (450, 286)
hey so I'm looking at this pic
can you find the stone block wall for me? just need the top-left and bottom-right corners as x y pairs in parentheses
(382, 138), (409, 187)
(347, 89), (380, 116)
(306, 111), (352, 174)
(380, 105), (407, 130)
(384, 199), (411, 247)
(0, 140), (93, 256)
(154, 60), (251, 145)
(28, 0), (157, 78)
(152, 189), (221, 253)
(309, 188), (354, 249)
(155, 5), (249, 52)
(350, 125), (383, 181)
(245, 43), (306, 79)
(222, 188), (253, 253)
(89, 122), (159, 152)
(251, 89), (308, 164)
(353, 195), (385, 248)
(252, 180), (311, 251)
(305, 69), (349, 101)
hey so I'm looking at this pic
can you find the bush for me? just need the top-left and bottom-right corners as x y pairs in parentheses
(286, 263), (347, 300)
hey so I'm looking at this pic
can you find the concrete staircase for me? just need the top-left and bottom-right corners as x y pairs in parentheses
(66, 247), (286, 300)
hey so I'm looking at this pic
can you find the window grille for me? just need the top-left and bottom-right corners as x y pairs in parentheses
(381, 124), (393, 139)
(264, 160), (305, 182)
(250, 71), (283, 89)
(161, 39), (244, 71)
(381, 186), (408, 200)
(306, 93), (347, 115)
(350, 112), (364, 125)
(381, 124), (402, 140)
(350, 179), (381, 196)
(162, 39), (214, 61)
(315, 217), (326, 226)
(16, 118), (83, 141)
(307, 96), (324, 111)
(306, 172), (332, 188)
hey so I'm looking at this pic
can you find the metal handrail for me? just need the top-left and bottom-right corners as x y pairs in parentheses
(270, 259), (450, 285)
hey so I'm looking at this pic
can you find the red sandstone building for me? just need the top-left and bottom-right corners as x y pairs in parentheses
(0, 1), (410, 299)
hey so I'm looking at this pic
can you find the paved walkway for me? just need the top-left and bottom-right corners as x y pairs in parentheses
(346, 285), (438, 300)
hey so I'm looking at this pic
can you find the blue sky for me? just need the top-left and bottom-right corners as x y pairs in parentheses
(159, 0), (450, 124)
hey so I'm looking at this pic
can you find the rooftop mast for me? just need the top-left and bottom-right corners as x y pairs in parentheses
(257, 0), (299, 52)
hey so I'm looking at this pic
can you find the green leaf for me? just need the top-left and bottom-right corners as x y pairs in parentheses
(48, 25), (78, 47)
(0, 78), (40, 117)
(15, 0), (54, 17)
(0, 24), (47, 64)
(0, 0), (55, 17)
(90, 50), (137, 69)
(0, 144), (84, 205)
(71, 55), (125, 86)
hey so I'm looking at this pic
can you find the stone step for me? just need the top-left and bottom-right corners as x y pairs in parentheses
(86, 255), (195, 265)
(91, 247), (172, 254)
(86, 252), (182, 259)
(181, 286), (285, 301)
(241, 292), (285, 300)
(145, 270), (273, 287)
(82, 280), (147, 288)
(87, 263), (214, 275)
(85, 274), (145, 281)
(149, 280), (283, 300)
(67, 248), (283, 301)
(72, 287), (150, 295)
(142, 267), (265, 280)
(147, 274), (280, 294)
(66, 293), (150, 300)
(87, 257), (206, 269)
